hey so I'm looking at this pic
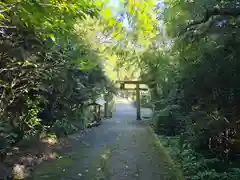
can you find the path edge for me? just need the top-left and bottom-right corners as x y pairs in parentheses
(146, 123), (184, 180)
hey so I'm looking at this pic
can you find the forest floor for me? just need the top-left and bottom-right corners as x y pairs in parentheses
(26, 98), (181, 180)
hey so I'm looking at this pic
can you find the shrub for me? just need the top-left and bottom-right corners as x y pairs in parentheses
(159, 136), (240, 180)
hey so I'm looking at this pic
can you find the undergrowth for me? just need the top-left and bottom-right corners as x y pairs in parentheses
(159, 136), (240, 180)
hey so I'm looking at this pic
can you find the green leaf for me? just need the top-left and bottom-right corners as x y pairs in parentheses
(49, 34), (56, 42)
(0, 14), (5, 20)
(100, 7), (112, 19)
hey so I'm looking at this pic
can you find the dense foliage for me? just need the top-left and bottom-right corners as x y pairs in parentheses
(139, 0), (240, 179)
(0, 1), (116, 155)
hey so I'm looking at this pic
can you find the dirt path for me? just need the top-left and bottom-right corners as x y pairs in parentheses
(30, 100), (176, 180)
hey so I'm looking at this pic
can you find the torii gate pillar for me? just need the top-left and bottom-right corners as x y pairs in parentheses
(136, 83), (141, 120)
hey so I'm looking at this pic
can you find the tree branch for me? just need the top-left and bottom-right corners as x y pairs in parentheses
(185, 7), (240, 30)
(0, 25), (17, 29)
(38, 3), (59, 8)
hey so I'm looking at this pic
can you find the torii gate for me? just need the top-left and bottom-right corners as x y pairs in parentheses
(117, 80), (148, 120)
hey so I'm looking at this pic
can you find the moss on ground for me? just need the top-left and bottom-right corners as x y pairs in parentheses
(30, 141), (116, 180)
(147, 124), (184, 180)
(84, 134), (122, 180)
(30, 156), (74, 180)
(87, 145), (113, 180)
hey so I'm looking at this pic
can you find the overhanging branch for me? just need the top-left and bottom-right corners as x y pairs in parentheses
(185, 7), (240, 31)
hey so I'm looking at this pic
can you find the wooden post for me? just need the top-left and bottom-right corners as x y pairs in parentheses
(94, 105), (97, 122)
(97, 105), (101, 122)
(136, 83), (141, 120)
(104, 94), (108, 118)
